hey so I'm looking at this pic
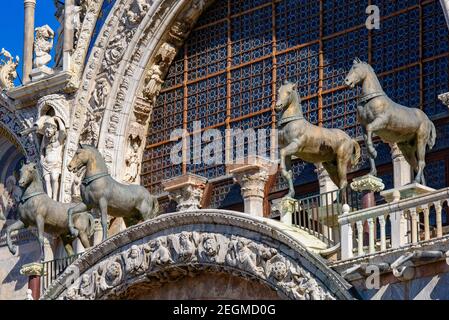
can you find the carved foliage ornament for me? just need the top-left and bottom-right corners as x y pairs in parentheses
(61, 232), (335, 300)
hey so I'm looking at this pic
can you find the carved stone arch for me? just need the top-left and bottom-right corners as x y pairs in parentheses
(65, 0), (215, 198)
(42, 210), (355, 300)
(36, 94), (70, 129)
(0, 97), (38, 163)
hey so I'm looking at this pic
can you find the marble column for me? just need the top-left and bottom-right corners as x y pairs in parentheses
(229, 156), (274, 217)
(23, 0), (36, 84)
(390, 143), (412, 188)
(63, 0), (74, 71)
(20, 262), (44, 300)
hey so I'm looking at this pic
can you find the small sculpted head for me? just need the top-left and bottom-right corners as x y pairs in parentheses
(18, 162), (38, 188)
(275, 81), (299, 112)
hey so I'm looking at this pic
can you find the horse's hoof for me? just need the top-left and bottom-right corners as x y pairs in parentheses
(10, 246), (17, 255)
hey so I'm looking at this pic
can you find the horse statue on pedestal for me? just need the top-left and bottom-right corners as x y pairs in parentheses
(344, 58), (436, 185)
(276, 81), (361, 203)
(67, 144), (159, 241)
(6, 163), (94, 261)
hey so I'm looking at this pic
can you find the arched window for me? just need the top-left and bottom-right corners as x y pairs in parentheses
(142, 0), (449, 208)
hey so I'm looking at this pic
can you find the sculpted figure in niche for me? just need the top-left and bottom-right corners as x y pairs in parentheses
(124, 137), (141, 183)
(79, 273), (96, 300)
(200, 234), (220, 262)
(34, 25), (55, 68)
(143, 64), (163, 104)
(176, 231), (197, 263)
(40, 116), (66, 200)
(145, 238), (172, 269)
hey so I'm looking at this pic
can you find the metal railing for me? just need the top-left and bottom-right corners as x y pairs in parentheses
(41, 253), (82, 292)
(293, 187), (361, 247)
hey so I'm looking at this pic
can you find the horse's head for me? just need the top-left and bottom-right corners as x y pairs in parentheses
(18, 162), (38, 188)
(276, 81), (300, 112)
(68, 144), (91, 173)
(344, 58), (372, 88)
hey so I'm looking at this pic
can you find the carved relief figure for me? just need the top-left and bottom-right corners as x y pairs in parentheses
(143, 64), (163, 104)
(176, 231), (197, 263)
(225, 236), (264, 277)
(124, 138), (141, 183)
(127, 0), (150, 24)
(34, 25), (55, 68)
(200, 234), (220, 262)
(122, 245), (145, 276)
(92, 78), (110, 110)
(0, 48), (19, 90)
(145, 238), (172, 269)
(79, 273), (96, 300)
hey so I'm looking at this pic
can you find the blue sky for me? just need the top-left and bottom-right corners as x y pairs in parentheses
(0, 0), (59, 85)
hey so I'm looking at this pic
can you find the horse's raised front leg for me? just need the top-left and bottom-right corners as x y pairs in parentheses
(366, 116), (387, 159)
(68, 202), (88, 237)
(99, 198), (109, 242)
(361, 126), (377, 176)
(6, 220), (25, 255)
(280, 139), (302, 198)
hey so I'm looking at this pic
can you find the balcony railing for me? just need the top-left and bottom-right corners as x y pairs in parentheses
(41, 253), (82, 292)
(339, 188), (449, 260)
(293, 187), (362, 247)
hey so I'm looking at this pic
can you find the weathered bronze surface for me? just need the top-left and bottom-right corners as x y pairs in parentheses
(276, 81), (361, 202)
(345, 59), (436, 185)
(67, 145), (159, 241)
(6, 163), (94, 261)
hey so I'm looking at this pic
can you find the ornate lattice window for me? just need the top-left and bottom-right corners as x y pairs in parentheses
(142, 0), (449, 203)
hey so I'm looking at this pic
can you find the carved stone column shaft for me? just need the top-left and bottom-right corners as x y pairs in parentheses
(23, 0), (36, 84)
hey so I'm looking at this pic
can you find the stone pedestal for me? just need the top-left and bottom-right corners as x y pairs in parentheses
(93, 219), (103, 246)
(390, 143), (412, 188)
(380, 183), (436, 203)
(229, 157), (274, 217)
(30, 66), (54, 81)
(162, 173), (208, 211)
(20, 262), (45, 300)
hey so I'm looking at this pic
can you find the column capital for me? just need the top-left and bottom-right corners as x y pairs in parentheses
(162, 173), (208, 211)
(20, 262), (45, 277)
(24, 0), (36, 7)
(350, 174), (385, 193)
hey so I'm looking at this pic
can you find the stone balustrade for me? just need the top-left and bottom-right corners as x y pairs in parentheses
(339, 188), (449, 260)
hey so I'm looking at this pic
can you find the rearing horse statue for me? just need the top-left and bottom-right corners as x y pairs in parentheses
(276, 81), (361, 203)
(344, 58), (436, 185)
(67, 145), (159, 241)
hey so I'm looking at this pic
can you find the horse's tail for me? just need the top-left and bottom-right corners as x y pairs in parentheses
(148, 195), (159, 220)
(351, 139), (361, 167)
(427, 120), (436, 150)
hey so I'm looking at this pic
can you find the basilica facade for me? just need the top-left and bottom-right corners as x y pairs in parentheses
(1, 0), (449, 300)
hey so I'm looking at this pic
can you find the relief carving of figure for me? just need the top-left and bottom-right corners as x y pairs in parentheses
(124, 138), (141, 183)
(122, 245), (146, 276)
(176, 231), (197, 263)
(34, 25), (55, 68)
(0, 48), (19, 90)
(145, 238), (172, 269)
(143, 64), (163, 104)
(81, 112), (101, 145)
(200, 234), (220, 262)
(99, 260), (123, 291)
(225, 236), (264, 277)
(127, 0), (150, 24)
(79, 273), (96, 300)
(92, 78), (110, 110)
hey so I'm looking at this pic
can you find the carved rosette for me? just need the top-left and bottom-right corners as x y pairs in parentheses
(58, 232), (335, 300)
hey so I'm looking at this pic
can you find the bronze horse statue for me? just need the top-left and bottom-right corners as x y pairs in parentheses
(344, 58), (436, 185)
(276, 81), (361, 203)
(6, 163), (94, 261)
(67, 144), (159, 241)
